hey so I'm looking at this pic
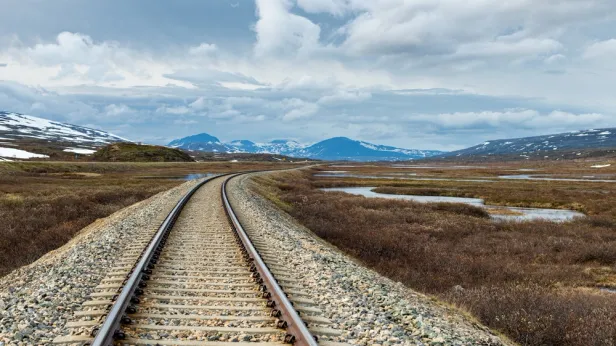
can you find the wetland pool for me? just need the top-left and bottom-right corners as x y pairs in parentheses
(320, 187), (584, 222)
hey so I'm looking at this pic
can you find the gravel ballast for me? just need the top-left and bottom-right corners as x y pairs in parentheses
(0, 180), (199, 345)
(1, 172), (509, 345)
(227, 172), (509, 346)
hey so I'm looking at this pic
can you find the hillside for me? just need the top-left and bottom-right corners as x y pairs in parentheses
(93, 143), (194, 162)
(441, 128), (616, 160)
(169, 132), (443, 161)
(0, 111), (128, 161)
(0, 112), (127, 145)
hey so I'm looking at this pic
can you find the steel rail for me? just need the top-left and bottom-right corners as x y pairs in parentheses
(222, 173), (318, 346)
(91, 175), (221, 346)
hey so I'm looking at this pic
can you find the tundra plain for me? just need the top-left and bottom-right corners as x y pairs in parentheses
(253, 160), (616, 345)
(0, 161), (296, 276)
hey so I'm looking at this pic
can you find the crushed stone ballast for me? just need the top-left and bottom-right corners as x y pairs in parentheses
(53, 174), (347, 346)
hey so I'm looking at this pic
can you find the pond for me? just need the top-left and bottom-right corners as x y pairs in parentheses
(181, 173), (215, 180)
(137, 173), (214, 180)
(499, 174), (616, 183)
(320, 187), (584, 222)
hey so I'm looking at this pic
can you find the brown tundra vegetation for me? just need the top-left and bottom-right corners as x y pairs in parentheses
(254, 168), (616, 346)
(0, 161), (294, 276)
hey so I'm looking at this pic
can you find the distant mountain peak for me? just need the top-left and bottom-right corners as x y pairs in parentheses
(169, 133), (220, 146)
(321, 136), (353, 142)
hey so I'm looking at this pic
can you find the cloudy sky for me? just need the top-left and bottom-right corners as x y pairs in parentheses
(1, 0), (615, 150)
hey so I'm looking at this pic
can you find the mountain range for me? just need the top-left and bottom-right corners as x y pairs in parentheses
(3, 111), (615, 162)
(168, 133), (443, 161)
(442, 128), (616, 159)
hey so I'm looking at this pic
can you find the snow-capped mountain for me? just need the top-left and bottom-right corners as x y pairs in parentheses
(302, 137), (442, 161)
(169, 133), (443, 161)
(0, 112), (128, 145)
(169, 134), (307, 155)
(227, 139), (304, 156)
(443, 128), (616, 158)
(0, 111), (129, 160)
(168, 133), (229, 152)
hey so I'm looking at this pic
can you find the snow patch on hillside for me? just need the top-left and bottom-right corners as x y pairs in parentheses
(64, 148), (97, 155)
(0, 147), (49, 159)
(0, 112), (129, 144)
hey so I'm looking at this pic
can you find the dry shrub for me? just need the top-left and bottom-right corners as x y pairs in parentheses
(0, 175), (178, 276)
(448, 285), (616, 345)
(373, 186), (475, 198)
(0, 160), (291, 276)
(255, 169), (616, 346)
(432, 202), (490, 218)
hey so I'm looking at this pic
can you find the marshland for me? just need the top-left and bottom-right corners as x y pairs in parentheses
(253, 160), (616, 345)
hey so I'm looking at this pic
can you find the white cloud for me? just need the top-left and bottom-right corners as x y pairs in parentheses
(156, 105), (192, 115)
(232, 114), (267, 123)
(454, 38), (563, 60)
(275, 75), (341, 91)
(188, 97), (208, 111)
(337, 0), (609, 65)
(173, 118), (198, 125)
(318, 90), (371, 104)
(253, 0), (322, 57)
(296, 0), (351, 16)
(544, 53), (566, 64)
(188, 43), (217, 55)
(2, 32), (191, 88)
(0, 1), (615, 150)
(277, 98), (320, 121)
(283, 105), (319, 121)
(23, 32), (122, 66)
(428, 109), (608, 129)
(583, 39), (616, 59)
(104, 104), (134, 116)
(218, 82), (264, 90)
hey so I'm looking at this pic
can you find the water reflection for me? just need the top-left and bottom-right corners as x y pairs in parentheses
(181, 173), (214, 180)
(137, 173), (214, 180)
(320, 186), (584, 222)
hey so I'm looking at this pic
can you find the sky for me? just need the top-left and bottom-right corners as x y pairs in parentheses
(0, 0), (615, 151)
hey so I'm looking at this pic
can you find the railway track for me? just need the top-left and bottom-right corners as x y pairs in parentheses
(53, 174), (345, 346)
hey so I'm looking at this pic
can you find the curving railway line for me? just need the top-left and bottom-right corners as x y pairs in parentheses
(53, 174), (346, 346)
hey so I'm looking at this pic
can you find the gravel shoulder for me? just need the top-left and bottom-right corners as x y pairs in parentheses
(227, 172), (512, 346)
(0, 171), (512, 346)
(0, 180), (199, 345)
